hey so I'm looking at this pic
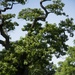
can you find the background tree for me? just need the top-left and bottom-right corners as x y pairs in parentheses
(0, 0), (75, 75)
(55, 46), (75, 75)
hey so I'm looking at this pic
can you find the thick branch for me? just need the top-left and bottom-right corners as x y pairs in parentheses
(0, 40), (5, 47)
(40, 0), (50, 18)
(0, 26), (10, 50)
(32, 0), (50, 27)
(0, 17), (10, 50)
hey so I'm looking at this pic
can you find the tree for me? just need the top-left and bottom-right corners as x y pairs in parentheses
(0, 0), (75, 75)
(55, 46), (75, 75)
(0, 0), (27, 50)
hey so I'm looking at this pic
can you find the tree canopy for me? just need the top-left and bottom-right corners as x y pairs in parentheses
(0, 0), (75, 75)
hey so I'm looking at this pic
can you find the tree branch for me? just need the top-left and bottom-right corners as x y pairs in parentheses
(31, 0), (50, 27)
(0, 1), (18, 50)
(0, 12), (10, 50)
(0, 26), (10, 50)
(0, 2), (13, 12)
(0, 40), (5, 47)
(0, 1), (19, 12)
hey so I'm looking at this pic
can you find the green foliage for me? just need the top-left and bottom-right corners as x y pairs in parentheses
(0, 0), (75, 75)
(0, 33), (55, 75)
(55, 46), (75, 75)
(18, 8), (44, 21)
(45, 0), (67, 16)
(59, 18), (75, 37)
(1, 0), (27, 7)
(0, 61), (17, 75)
(22, 17), (75, 57)
(3, 14), (19, 31)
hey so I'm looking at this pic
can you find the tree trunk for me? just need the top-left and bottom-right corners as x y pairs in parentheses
(16, 66), (29, 75)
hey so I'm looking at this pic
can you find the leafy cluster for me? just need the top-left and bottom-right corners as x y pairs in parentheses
(1, 0), (27, 7)
(18, 8), (44, 21)
(3, 14), (19, 31)
(45, 0), (66, 15)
